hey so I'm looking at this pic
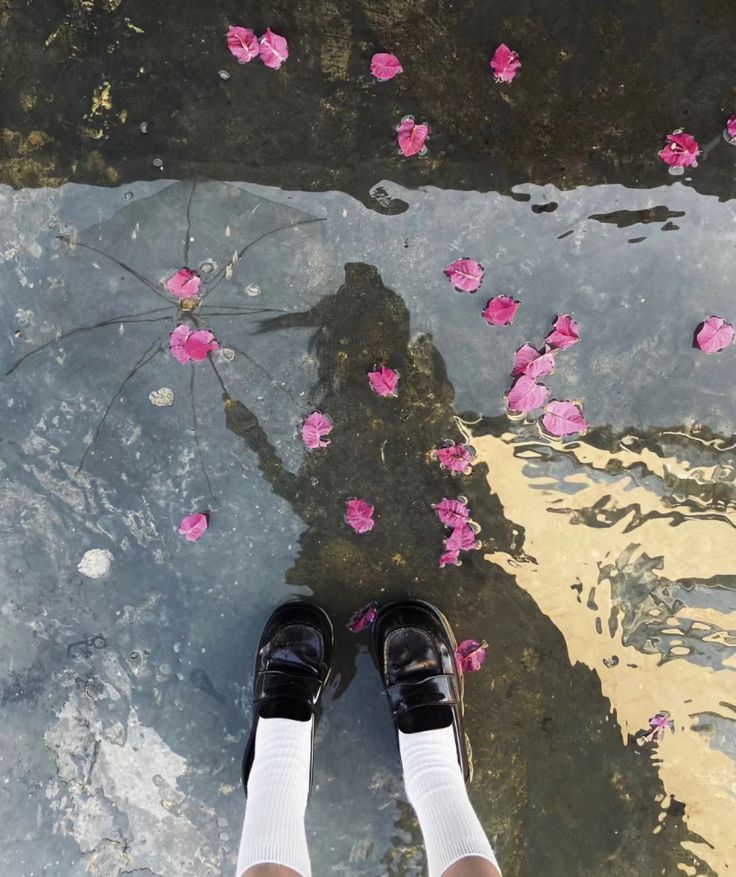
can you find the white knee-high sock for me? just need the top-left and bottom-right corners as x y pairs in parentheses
(235, 716), (313, 877)
(399, 725), (501, 877)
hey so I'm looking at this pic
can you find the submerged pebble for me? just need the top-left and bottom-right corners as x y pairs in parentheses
(149, 387), (174, 406)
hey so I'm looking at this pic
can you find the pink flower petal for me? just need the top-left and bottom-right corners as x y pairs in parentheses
(178, 512), (208, 542)
(368, 365), (399, 397)
(165, 268), (201, 299)
(482, 294), (519, 324)
(347, 602), (379, 632)
(455, 639), (488, 673)
(226, 26), (260, 64)
(170, 324), (193, 363)
(490, 43), (521, 83)
(444, 522), (478, 552)
(435, 443), (473, 474)
(444, 258), (485, 293)
(643, 711), (674, 743)
(541, 400), (588, 437)
(439, 548), (461, 568)
(513, 343), (555, 378)
(545, 314), (580, 350)
(183, 329), (220, 361)
(345, 498), (375, 533)
(694, 315), (734, 354)
(726, 114), (736, 141)
(259, 28), (289, 69)
(396, 117), (429, 157)
(370, 52), (403, 81)
(432, 497), (470, 528)
(658, 131), (700, 168)
(506, 375), (549, 413)
(301, 411), (333, 449)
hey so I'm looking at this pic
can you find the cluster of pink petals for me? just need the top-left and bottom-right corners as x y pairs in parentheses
(482, 295), (519, 325)
(301, 411), (332, 449)
(368, 364), (399, 397)
(169, 324), (220, 363)
(227, 26), (288, 69)
(178, 512), (208, 542)
(490, 43), (521, 83)
(435, 442), (474, 474)
(433, 496), (479, 568)
(658, 130), (700, 168)
(166, 268), (201, 299)
(643, 711), (674, 743)
(371, 52), (403, 81)
(345, 498), (375, 533)
(396, 116), (430, 157)
(694, 315), (734, 354)
(454, 639), (488, 673)
(347, 602), (379, 632)
(444, 258), (485, 293)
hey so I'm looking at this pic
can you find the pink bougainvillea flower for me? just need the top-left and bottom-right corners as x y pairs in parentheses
(436, 442), (473, 474)
(439, 548), (461, 568)
(178, 512), (208, 542)
(166, 268), (201, 299)
(396, 116), (430, 157)
(455, 639), (488, 673)
(726, 113), (736, 142)
(642, 711), (674, 743)
(169, 325), (219, 363)
(482, 295), (519, 325)
(490, 43), (521, 83)
(259, 28), (289, 69)
(347, 602), (379, 632)
(226, 26), (260, 63)
(658, 131), (700, 168)
(541, 400), (588, 437)
(444, 522), (479, 552)
(433, 497), (470, 528)
(513, 343), (555, 378)
(370, 52), (403, 80)
(346, 498), (375, 533)
(301, 411), (332, 449)
(368, 365), (399, 397)
(545, 314), (580, 350)
(444, 258), (485, 293)
(507, 375), (549, 413)
(694, 315), (734, 354)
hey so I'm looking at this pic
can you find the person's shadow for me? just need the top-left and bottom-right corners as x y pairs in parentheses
(224, 263), (709, 877)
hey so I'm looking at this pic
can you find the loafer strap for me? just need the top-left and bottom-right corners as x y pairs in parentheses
(387, 673), (460, 717)
(255, 668), (323, 706)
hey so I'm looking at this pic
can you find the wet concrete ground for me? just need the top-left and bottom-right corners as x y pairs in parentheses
(1, 3), (735, 877)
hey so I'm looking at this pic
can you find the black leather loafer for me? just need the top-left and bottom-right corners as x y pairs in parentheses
(242, 601), (333, 795)
(372, 599), (471, 783)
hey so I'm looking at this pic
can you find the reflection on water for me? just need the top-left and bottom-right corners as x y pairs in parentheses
(470, 420), (735, 875)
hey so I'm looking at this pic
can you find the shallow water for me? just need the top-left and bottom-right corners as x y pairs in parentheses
(1, 4), (736, 877)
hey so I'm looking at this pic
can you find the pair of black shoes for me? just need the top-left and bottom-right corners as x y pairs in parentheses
(242, 600), (470, 794)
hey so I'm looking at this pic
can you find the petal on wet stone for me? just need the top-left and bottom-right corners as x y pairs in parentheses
(260, 29), (289, 69)
(301, 411), (333, 449)
(226, 26), (260, 64)
(371, 52), (403, 80)
(346, 498), (375, 533)
(444, 258), (485, 293)
(396, 117), (429, 157)
(482, 295), (519, 324)
(490, 43), (521, 83)
(694, 315), (734, 354)
(506, 375), (549, 413)
(541, 400), (588, 437)
(513, 343), (555, 378)
(165, 268), (201, 298)
(455, 639), (488, 673)
(433, 497), (470, 528)
(178, 512), (208, 542)
(368, 365), (399, 397)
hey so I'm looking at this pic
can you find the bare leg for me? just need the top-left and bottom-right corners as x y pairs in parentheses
(443, 856), (503, 877)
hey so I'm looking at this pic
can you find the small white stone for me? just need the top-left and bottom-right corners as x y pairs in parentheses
(220, 347), (235, 362)
(245, 284), (261, 297)
(149, 387), (175, 407)
(77, 548), (113, 580)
